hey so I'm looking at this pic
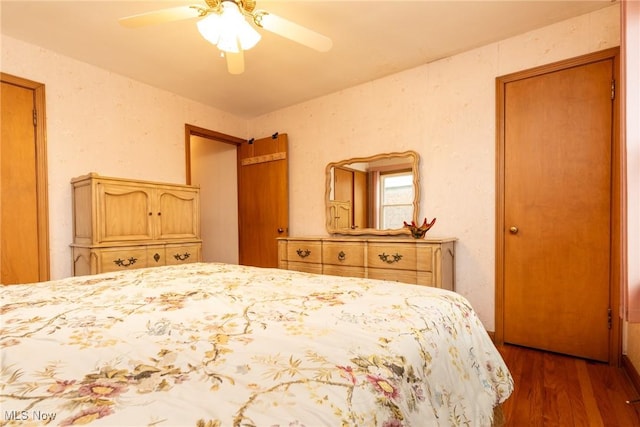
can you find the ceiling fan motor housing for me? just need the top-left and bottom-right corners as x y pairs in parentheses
(205, 0), (257, 14)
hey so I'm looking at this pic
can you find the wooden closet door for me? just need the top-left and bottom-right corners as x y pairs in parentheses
(498, 52), (617, 362)
(1, 75), (49, 284)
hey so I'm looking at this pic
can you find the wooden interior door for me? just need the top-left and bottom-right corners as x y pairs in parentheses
(334, 167), (353, 200)
(334, 167), (353, 228)
(497, 52), (617, 362)
(1, 74), (49, 284)
(238, 133), (289, 267)
(353, 170), (368, 229)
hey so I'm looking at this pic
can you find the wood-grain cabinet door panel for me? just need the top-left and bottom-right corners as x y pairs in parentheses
(96, 183), (154, 243)
(155, 189), (200, 240)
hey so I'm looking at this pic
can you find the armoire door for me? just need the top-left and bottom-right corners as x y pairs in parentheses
(238, 133), (289, 268)
(496, 49), (619, 363)
(1, 74), (49, 284)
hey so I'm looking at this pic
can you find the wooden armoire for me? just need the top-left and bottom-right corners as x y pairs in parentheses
(71, 173), (201, 276)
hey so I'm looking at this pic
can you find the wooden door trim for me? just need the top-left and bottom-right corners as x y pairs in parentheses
(184, 124), (244, 185)
(1, 72), (50, 281)
(495, 47), (622, 365)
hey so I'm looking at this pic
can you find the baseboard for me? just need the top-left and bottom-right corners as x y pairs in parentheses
(622, 354), (640, 396)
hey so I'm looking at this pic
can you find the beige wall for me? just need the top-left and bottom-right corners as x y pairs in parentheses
(0, 5), (624, 335)
(249, 4), (620, 330)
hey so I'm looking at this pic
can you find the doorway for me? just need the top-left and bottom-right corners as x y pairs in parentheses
(495, 48), (622, 363)
(185, 126), (290, 268)
(186, 125), (243, 263)
(1, 73), (50, 284)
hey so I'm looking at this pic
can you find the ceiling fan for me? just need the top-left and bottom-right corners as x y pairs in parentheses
(119, 0), (333, 75)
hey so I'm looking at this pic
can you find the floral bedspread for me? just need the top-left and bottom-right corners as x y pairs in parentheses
(1, 263), (512, 426)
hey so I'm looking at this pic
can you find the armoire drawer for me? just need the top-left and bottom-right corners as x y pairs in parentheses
(165, 243), (202, 266)
(72, 241), (202, 276)
(96, 246), (150, 273)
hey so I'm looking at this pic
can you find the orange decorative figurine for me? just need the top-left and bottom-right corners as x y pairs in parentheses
(403, 217), (436, 239)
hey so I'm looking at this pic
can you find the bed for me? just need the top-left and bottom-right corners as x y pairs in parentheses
(1, 263), (512, 426)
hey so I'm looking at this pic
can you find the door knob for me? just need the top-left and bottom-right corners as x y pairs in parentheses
(509, 226), (519, 234)
(277, 228), (284, 233)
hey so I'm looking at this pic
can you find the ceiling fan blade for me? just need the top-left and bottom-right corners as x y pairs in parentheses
(255, 12), (332, 52)
(118, 6), (202, 28)
(225, 50), (245, 75)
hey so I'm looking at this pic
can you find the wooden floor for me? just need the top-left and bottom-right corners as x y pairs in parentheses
(497, 344), (640, 426)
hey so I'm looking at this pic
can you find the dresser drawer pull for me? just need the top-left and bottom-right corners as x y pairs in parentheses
(174, 252), (191, 261)
(337, 251), (346, 261)
(296, 249), (311, 258)
(154, 253), (161, 262)
(114, 257), (137, 267)
(378, 252), (403, 264)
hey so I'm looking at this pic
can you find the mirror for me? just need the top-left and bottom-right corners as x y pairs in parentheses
(325, 150), (420, 235)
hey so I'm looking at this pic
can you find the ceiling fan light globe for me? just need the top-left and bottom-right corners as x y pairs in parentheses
(236, 23), (261, 50)
(199, 0), (260, 53)
(217, 34), (241, 53)
(196, 13), (222, 45)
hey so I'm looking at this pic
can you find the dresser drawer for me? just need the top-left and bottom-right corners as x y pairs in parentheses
(367, 243), (417, 271)
(286, 241), (322, 264)
(277, 237), (456, 291)
(368, 268), (418, 284)
(165, 243), (201, 266)
(323, 265), (365, 278)
(287, 261), (323, 274)
(322, 242), (365, 267)
(95, 246), (149, 273)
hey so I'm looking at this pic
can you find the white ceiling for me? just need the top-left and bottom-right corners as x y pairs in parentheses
(1, 0), (615, 118)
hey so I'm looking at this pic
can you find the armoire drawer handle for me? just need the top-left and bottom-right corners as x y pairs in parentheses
(174, 252), (191, 261)
(337, 251), (346, 261)
(378, 252), (403, 264)
(296, 249), (311, 258)
(114, 257), (137, 267)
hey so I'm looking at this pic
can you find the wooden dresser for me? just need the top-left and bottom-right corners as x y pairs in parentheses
(277, 237), (456, 290)
(71, 173), (202, 276)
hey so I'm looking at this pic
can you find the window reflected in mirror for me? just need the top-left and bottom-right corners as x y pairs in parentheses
(379, 170), (414, 229)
